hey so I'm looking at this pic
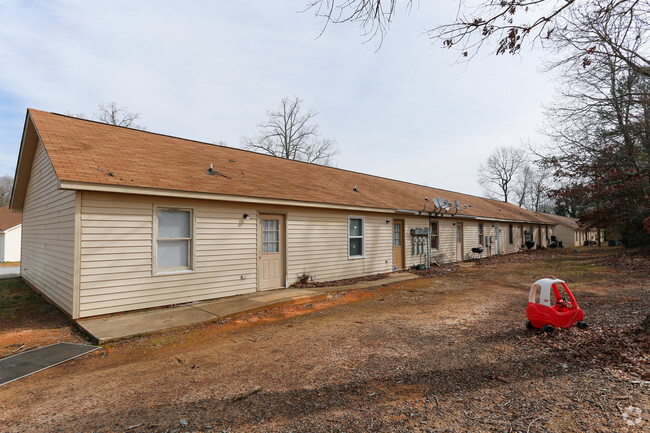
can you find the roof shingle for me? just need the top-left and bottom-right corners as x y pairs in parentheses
(0, 206), (21, 231)
(27, 109), (554, 224)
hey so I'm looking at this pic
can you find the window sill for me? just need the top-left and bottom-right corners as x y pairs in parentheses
(348, 255), (365, 260)
(154, 269), (195, 276)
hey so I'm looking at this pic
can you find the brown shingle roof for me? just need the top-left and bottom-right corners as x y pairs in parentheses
(540, 213), (581, 229)
(26, 109), (553, 224)
(0, 206), (21, 231)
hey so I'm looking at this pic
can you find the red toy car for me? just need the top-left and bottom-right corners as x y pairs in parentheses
(526, 276), (587, 332)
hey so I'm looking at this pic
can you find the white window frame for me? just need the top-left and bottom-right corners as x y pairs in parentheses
(348, 216), (365, 259)
(153, 207), (195, 275)
(478, 223), (484, 246)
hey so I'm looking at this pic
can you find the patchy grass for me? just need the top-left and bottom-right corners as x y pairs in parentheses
(0, 278), (87, 358)
(0, 278), (47, 321)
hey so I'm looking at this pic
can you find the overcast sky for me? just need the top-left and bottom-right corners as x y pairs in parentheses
(0, 1), (555, 197)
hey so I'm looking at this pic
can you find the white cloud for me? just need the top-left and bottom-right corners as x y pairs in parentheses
(0, 1), (555, 197)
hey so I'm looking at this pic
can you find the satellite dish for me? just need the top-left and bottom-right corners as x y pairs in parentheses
(442, 199), (451, 211)
(454, 200), (460, 211)
(433, 197), (441, 208)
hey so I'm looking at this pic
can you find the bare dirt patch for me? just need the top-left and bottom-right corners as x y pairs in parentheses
(0, 248), (648, 432)
(290, 272), (391, 288)
(0, 278), (85, 358)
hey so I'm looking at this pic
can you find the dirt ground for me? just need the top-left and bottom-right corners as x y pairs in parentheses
(0, 248), (648, 432)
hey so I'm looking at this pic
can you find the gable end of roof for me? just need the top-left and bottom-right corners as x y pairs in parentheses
(11, 111), (49, 211)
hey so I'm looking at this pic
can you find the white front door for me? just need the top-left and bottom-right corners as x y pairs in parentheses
(259, 214), (285, 290)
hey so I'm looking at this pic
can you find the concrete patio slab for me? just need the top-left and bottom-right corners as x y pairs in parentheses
(0, 267), (20, 279)
(76, 272), (418, 344)
(77, 305), (217, 343)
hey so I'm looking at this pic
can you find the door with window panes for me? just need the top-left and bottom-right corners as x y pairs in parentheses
(456, 222), (464, 261)
(392, 220), (405, 269)
(259, 214), (285, 290)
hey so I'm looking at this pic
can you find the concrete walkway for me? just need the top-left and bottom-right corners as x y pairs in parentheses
(77, 272), (418, 344)
(0, 267), (20, 279)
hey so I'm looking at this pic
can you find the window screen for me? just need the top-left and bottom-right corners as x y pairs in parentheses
(157, 209), (192, 271)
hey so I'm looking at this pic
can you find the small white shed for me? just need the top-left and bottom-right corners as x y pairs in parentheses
(0, 206), (22, 262)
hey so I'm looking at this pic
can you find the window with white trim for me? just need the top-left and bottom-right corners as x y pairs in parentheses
(478, 223), (484, 245)
(430, 222), (439, 250)
(156, 208), (193, 272)
(348, 217), (364, 258)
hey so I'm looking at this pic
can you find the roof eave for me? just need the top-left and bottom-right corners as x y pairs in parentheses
(10, 111), (42, 211)
(58, 180), (398, 214)
(59, 181), (556, 225)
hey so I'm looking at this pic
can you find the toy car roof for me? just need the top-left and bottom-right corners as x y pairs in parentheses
(529, 277), (566, 306)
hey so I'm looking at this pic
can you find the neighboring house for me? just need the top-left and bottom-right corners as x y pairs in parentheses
(10, 109), (556, 319)
(0, 206), (22, 262)
(540, 213), (603, 247)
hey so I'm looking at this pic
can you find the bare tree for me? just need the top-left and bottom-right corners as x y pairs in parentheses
(307, 0), (650, 71)
(527, 166), (554, 212)
(96, 102), (145, 129)
(512, 163), (555, 212)
(513, 165), (532, 208)
(0, 175), (13, 207)
(242, 97), (338, 166)
(477, 146), (526, 203)
(539, 13), (650, 248)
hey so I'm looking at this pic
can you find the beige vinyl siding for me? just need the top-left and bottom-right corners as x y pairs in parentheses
(501, 224), (520, 254)
(433, 219), (456, 263)
(463, 222), (486, 259)
(404, 217), (429, 267)
(21, 141), (76, 315)
(495, 224), (508, 254)
(563, 227), (574, 246)
(286, 209), (392, 284)
(79, 192), (258, 317)
(449, 220), (524, 260)
(77, 189), (556, 316)
(533, 225), (541, 248)
(568, 227), (601, 247)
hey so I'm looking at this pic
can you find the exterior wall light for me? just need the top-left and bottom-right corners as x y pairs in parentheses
(243, 213), (250, 221)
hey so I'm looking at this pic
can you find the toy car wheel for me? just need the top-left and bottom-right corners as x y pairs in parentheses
(526, 320), (534, 330)
(541, 324), (554, 333)
(577, 321), (588, 329)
